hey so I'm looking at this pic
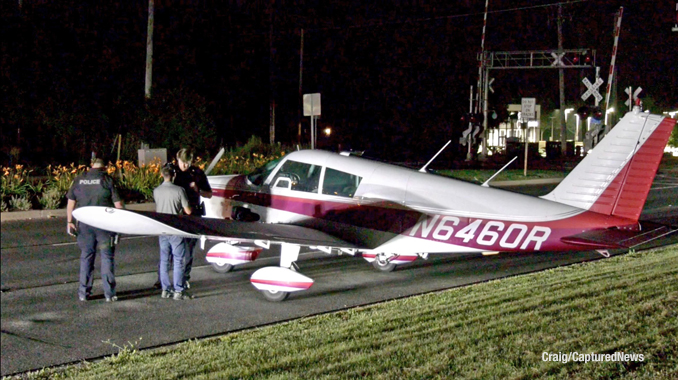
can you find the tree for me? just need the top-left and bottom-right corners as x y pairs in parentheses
(140, 87), (219, 158)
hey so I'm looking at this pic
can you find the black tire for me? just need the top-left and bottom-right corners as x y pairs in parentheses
(210, 262), (234, 273)
(372, 255), (397, 272)
(261, 289), (290, 302)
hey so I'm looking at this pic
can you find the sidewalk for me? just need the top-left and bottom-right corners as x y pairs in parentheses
(0, 203), (157, 223)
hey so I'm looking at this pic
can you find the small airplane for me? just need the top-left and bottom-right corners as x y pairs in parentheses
(74, 108), (676, 301)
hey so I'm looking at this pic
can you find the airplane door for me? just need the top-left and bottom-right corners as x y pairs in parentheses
(266, 160), (324, 223)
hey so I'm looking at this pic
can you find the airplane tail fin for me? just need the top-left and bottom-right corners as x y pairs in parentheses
(541, 109), (675, 221)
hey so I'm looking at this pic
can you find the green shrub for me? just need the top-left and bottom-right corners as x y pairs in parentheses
(47, 164), (87, 193)
(9, 195), (32, 211)
(39, 187), (65, 210)
(1, 139), (297, 211)
(1, 165), (31, 198)
(113, 159), (163, 201)
(207, 136), (289, 176)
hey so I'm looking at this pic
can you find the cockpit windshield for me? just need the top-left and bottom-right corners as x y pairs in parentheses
(246, 157), (283, 186)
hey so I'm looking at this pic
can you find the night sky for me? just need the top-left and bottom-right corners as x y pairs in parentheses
(2, 0), (676, 163)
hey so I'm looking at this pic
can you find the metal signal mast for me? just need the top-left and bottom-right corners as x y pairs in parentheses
(478, 49), (596, 156)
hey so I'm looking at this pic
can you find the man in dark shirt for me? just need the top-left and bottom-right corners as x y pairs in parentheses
(66, 158), (124, 302)
(172, 148), (212, 289)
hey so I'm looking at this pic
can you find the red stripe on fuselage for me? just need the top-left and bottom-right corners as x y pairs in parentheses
(213, 180), (421, 235)
(213, 176), (638, 252)
(403, 211), (637, 252)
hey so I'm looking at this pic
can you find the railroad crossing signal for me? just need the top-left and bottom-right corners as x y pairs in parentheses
(551, 52), (565, 67)
(582, 77), (604, 106)
(624, 87), (642, 110)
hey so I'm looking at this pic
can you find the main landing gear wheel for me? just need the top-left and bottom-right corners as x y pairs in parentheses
(210, 262), (234, 273)
(261, 289), (290, 302)
(372, 254), (397, 272)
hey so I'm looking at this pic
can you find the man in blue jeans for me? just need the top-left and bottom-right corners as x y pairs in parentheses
(154, 166), (193, 300)
(66, 158), (124, 302)
(172, 148), (212, 289)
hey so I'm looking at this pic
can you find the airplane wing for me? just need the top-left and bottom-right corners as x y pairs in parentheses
(560, 222), (675, 250)
(72, 206), (364, 249)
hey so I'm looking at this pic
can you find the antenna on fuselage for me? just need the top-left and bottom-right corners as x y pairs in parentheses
(419, 140), (451, 173)
(481, 156), (518, 187)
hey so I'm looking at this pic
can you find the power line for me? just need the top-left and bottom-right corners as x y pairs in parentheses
(304, 0), (590, 33)
(234, 0), (590, 37)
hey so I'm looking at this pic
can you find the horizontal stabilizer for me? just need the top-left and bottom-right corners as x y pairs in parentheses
(561, 222), (674, 249)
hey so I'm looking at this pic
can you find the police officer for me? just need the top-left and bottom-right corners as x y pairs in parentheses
(66, 158), (124, 302)
(172, 148), (211, 289)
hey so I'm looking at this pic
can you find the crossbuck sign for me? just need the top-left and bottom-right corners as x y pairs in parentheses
(582, 77), (604, 105)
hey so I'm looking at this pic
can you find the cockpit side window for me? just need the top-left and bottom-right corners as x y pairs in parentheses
(274, 160), (322, 193)
(246, 157), (283, 186)
(322, 168), (362, 198)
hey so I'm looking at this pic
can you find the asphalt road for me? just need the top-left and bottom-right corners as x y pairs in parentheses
(1, 179), (677, 376)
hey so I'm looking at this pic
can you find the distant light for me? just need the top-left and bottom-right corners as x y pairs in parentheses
(605, 107), (614, 125)
(324, 127), (332, 136)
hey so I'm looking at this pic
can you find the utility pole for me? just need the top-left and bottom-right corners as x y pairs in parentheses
(557, 4), (566, 157)
(145, 0), (154, 99)
(268, 0), (275, 144)
(298, 28), (304, 145)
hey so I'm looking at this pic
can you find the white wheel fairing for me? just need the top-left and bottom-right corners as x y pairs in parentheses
(206, 243), (262, 267)
(250, 267), (314, 293)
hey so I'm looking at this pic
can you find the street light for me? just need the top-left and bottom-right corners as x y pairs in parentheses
(564, 108), (574, 140)
(323, 127), (332, 137)
(605, 107), (615, 125)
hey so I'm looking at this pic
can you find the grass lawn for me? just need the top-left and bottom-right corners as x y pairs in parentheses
(16, 245), (678, 380)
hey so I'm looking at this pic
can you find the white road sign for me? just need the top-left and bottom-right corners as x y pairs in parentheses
(521, 98), (536, 120)
(303, 93), (321, 116)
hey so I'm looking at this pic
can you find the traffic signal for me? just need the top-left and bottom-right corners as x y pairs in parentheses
(488, 110), (500, 128)
(577, 106), (590, 120)
(591, 107), (603, 121)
